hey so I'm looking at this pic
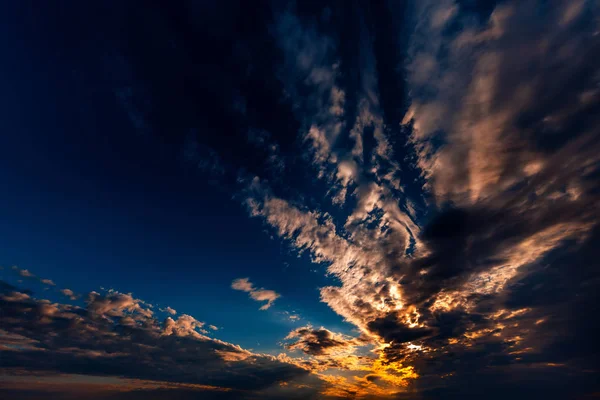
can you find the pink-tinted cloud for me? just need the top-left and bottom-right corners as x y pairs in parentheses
(231, 278), (280, 310)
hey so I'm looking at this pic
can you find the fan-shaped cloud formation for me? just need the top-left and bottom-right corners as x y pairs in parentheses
(2, 0), (599, 398)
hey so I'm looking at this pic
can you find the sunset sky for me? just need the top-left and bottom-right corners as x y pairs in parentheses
(1, 1), (599, 399)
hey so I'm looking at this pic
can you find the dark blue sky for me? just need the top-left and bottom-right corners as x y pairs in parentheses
(0, 1), (353, 351)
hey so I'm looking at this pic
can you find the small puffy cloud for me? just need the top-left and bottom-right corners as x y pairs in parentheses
(59, 289), (78, 301)
(231, 278), (280, 310)
(251, 289), (281, 311)
(163, 315), (205, 339)
(160, 306), (177, 315)
(13, 267), (35, 278)
(40, 279), (55, 286)
(284, 326), (360, 357)
(1, 291), (31, 302)
(231, 277), (254, 292)
(87, 290), (153, 319)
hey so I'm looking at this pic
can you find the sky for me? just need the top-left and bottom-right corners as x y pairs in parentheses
(0, 0), (599, 399)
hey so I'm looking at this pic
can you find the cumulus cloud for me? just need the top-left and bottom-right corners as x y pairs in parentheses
(231, 278), (280, 310)
(163, 314), (206, 338)
(160, 306), (177, 315)
(284, 326), (361, 357)
(12, 267), (35, 278)
(0, 277), (318, 396)
(60, 288), (78, 301)
(86, 290), (153, 318)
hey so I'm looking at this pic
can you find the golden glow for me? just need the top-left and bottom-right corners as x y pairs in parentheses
(402, 305), (423, 328)
(406, 343), (422, 352)
(282, 342), (422, 398)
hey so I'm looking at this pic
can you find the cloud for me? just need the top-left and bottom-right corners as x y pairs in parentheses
(404, 0), (600, 206)
(5, 1), (598, 398)
(163, 314), (206, 338)
(160, 307), (177, 315)
(231, 277), (254, 292)
(86, 290), (153, 318)
(40, 279), (55, 286)
(231, 278), (280, 310)
(12, 267), (35, 278)
(284, 326), (360, 357)
(0, 371), (241, 400)
(235, 1), (600, 397)
(244, 180), (417, 340)
(272, 8), (347, 186)
(0, 278), (317, 396)
(59, 288), (78, 301)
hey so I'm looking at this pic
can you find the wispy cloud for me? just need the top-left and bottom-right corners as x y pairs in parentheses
(231, 278), (280, 310)
(160, 306), (177, 315)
